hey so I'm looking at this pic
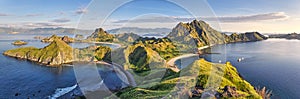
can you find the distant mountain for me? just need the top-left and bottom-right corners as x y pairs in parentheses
(107, 27), (171, 34)
(0, 27), (92, 34)
(225, 32), (268, 43)
(269, 33), (300, 40)
(167, 20), (267, 47)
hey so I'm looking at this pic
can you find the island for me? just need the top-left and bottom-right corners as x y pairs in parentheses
(12, 40), (28, 46)
(269, 32), (300, 40)
(3, 19), (270, 98)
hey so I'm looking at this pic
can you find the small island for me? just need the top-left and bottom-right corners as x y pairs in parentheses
(12, 40), (28, 46)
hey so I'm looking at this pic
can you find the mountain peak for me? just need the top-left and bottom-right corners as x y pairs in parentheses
(95, 28), (106, 33)
(87, 28), (114, 42)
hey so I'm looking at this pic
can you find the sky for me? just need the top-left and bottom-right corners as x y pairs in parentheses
(0, 0), (300, 33)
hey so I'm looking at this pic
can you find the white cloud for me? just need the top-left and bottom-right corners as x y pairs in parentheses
(112, 12), (289, 23)
(23, 22), (65, 28)
(215, 12), (289, 22)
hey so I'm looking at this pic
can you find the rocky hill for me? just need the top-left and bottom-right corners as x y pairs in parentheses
(86, 28), (115, 42)
(4, 39), (73, 66)
(167, 20), (267, 47)
(167, 20), (226, 47)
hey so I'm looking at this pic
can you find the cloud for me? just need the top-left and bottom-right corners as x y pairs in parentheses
(112, 12), (289, 23)
(51, 18), (71, 23)
(25, 14), (43, 17)
(213, 12), (289, 22)
(75, 8), (88, 15)
(0, 13), (10, 16)
(23, 22), (64, 28)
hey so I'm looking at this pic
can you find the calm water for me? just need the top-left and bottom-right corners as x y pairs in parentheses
(0, 34), (124, 98)
(201, 39), (300, 98)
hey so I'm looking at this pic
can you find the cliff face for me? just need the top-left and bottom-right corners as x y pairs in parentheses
(4, 39), (73, 66)
(167, 20), (267, 47)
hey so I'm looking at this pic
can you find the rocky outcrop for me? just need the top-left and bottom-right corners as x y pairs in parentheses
(4, 39), (73, 66)
(12, 40), (28, 45)
(221, 86), (245, 97)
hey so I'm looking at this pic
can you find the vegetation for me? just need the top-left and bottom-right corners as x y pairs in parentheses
(255, 86), (272, 99)
(111, 59), (262, 99)
(133, 37), (180, 60)
(4, 39), (73, 66)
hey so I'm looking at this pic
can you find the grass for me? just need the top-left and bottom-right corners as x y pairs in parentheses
(109, 59), (262, 99)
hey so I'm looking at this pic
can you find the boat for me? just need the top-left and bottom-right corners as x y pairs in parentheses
(237, 57), (245, 62)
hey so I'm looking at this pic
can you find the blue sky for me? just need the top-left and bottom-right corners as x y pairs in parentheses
(0, 0), (299, 33)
